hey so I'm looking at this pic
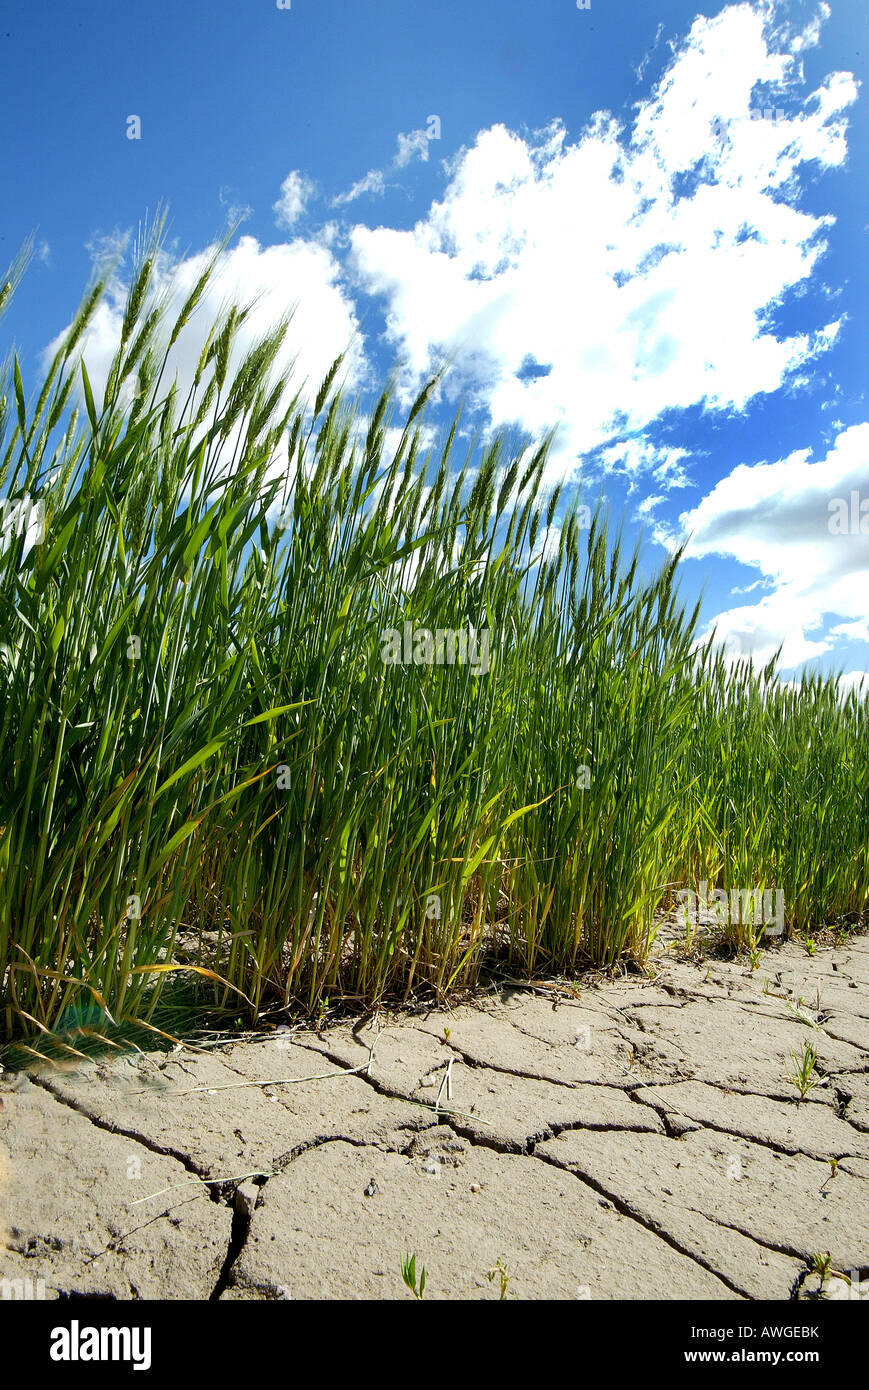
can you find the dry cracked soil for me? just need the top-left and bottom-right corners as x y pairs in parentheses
(2, 925), (868, 1301)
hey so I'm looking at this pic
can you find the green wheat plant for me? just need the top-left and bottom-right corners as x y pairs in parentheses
(0, 223), (867, 1052)
(785, 1041), (821, 1102)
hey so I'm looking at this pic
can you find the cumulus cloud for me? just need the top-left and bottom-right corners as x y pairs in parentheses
(273, 170), (316, 229)
(671, 422), (869, 669)
(346, 3), (853, 488)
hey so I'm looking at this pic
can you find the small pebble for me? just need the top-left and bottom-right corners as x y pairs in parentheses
(364, 1178), (379, 1196)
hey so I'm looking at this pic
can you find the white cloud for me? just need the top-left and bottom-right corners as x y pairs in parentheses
(219, 185), (253, 228)
(346, 3), (853, 488)
(332, 169), (386, 208)
(85, 227), (131, 271)
(831, 617), (869, 643)
(636, 493), (664, 518)
(673, 422), (869, 669)
(783, 0), (830, 55)
(273, 170), (316, 229)
(395, 129), (432, 169)
(332, 125), (435, 206)
(598, 438), (691, 491)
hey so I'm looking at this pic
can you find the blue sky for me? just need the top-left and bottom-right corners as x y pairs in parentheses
(2, 0), (868, 682)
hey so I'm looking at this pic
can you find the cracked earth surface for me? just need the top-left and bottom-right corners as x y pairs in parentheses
(1, 928), (867, 1300)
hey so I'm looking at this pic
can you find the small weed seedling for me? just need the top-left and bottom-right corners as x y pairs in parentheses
(786, 1041), (820, 1101)
(486, 1257), (511, 1300)
(400, 1252), (426, 1299)
(810, 1250), (850, 1294)
(820, 1158), (839, 1192)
